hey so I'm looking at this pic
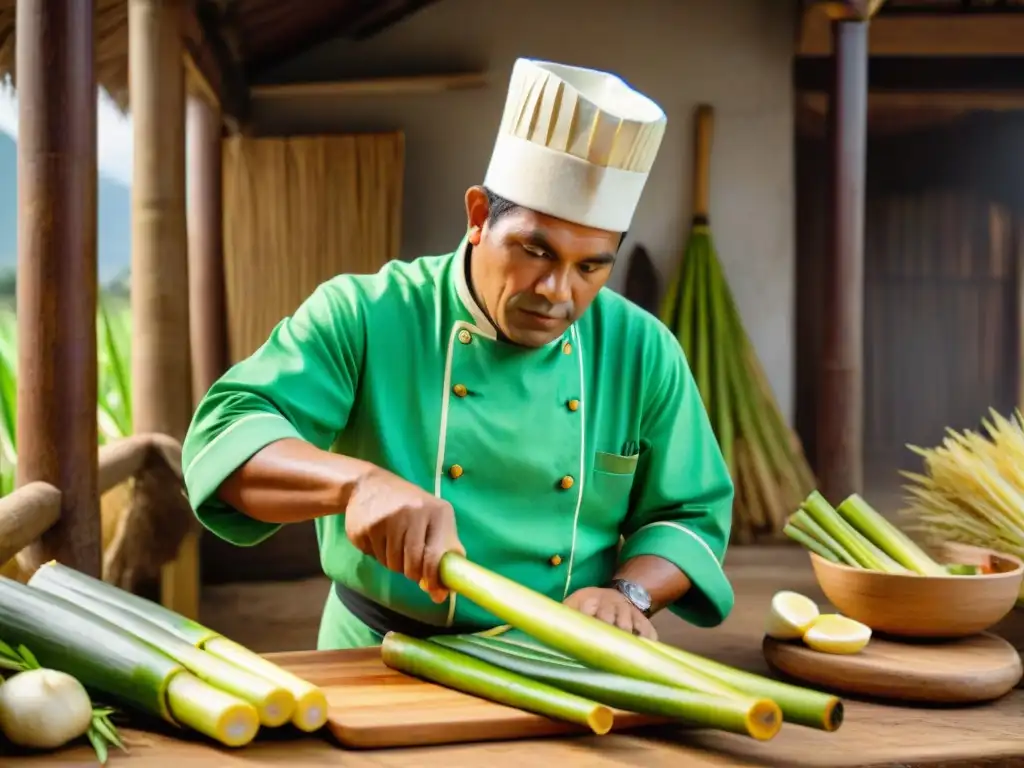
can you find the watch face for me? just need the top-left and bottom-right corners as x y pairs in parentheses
(618, 580), (651, 611)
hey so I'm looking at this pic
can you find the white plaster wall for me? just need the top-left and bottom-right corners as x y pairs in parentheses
(253, 0), (799, 421)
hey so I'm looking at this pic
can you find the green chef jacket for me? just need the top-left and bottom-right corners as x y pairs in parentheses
(181, 237), (736, 649)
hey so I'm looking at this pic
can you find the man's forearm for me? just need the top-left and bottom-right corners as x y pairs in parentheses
(613, 554), (692, 614)
(216, 437), (374, 525)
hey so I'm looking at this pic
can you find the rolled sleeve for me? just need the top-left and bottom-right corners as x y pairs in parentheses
(180, 276), (366, 547)
(620, 520), (734, 627)
(183, 413), (304, 546)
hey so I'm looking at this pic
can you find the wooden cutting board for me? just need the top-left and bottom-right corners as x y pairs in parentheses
(762, 631), (1023, 704)
(266, 648), (668, 749)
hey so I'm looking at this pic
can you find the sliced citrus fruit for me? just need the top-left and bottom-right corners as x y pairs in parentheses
(803, 613), (872, 654)
(764, 590), (820, 640)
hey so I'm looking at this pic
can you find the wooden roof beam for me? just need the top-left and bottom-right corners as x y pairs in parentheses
(183, 0), (251, 132)
(244, 0), (441, 78)
(799, 8), (1024, 55)
(805, 0), (889, 20)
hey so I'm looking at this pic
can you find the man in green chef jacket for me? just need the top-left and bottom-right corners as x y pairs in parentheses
(181, 57), (736, 651)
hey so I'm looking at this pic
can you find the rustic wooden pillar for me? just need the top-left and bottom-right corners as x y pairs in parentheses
(130, 0), (196, 617)
(187, 93), (228, 406)
(818, 19), (868, 500)
(15, 0), (100, 576)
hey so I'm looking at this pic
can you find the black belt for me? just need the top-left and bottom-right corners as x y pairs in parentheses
(333, 581), (473, 639)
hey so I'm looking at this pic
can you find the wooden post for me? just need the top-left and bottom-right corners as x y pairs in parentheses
(129, 0), (196, 617)
(15, 0), (100, 576)
(818, 19), (869, 500)
(187, 93), (228, 406)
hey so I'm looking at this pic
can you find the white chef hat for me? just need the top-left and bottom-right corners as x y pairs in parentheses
(483, 58), (667, 233)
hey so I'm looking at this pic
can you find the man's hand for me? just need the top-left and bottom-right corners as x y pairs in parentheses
(564, 587), (658, 640)
(345, 466), (465, 603)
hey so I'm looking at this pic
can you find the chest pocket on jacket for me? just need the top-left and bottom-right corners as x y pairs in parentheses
(584, 450), (638, 529)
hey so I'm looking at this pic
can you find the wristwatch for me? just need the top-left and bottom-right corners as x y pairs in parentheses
(609, 578), (652, 617)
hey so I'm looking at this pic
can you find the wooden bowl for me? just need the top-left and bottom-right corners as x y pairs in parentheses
(810, 542), (1024, 639)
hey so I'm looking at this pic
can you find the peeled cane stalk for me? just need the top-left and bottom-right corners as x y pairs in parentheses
(381, 632), (614, 735)
(901, 409), (1024, 595)
(26, 561), (327, 732)
(434, 635), (780, 740)
(0, 576), (259, 746)
(437, 553), (780, 727)
(28, 571), (295, 727)
(836, 494), (947, 576)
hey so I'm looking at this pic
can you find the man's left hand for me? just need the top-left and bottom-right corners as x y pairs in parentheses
(564, 587), (658, 641)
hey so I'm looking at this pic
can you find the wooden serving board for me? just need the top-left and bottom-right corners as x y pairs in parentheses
(763, 631), (1023, 704)
(266, 648), (668, 749)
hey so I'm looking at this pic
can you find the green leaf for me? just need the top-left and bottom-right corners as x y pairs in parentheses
(94, 715), (127, 752)
(16, 644), (39, 669)
(87, 726), (110, 765)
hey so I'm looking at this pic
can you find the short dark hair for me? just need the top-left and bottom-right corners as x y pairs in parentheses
(483, 185), (628, 247)
(483, 186), (521, 225)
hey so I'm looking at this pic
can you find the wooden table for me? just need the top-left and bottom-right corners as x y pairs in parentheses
(5, 547), (1024, 767)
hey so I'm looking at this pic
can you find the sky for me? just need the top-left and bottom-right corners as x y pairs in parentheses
(0, 86), (134, 186)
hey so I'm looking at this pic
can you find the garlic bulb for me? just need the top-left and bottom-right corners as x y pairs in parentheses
(0, 668), (93, 749)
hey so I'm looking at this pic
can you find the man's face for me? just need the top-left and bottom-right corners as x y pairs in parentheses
(464, 186), (621, 348)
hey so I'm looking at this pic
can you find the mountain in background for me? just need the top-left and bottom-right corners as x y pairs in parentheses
(0, 132), (131, 288)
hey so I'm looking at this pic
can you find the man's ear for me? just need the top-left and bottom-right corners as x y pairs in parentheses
(464, 186), (490, 243)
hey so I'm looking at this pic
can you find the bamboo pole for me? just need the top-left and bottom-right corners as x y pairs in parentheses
(187, 93), (228, 407)
(818, 19), (868, 501)
(129, 0), (197, 618)
(15, 0), (100, 577)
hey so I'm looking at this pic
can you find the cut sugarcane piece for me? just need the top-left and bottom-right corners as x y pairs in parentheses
(801, 492), (909, 573)
(784, 523), (842, 563)
(431, 635), (781, 740)
(165, 673), (260, 747)
(27, 561), (327, 733)
(642, 638), (843, 732)
(382, 632), (614, 735)
(200, 638), (327, 732)
(837, 494), (947, 576)
(0, 576), (260, 746)
(764, 591), (820, 641)
(802, 615), (872, 655)
(437, 553), (778, 722)
(790, 510), (860, 567)
(28, 572), (295, 727)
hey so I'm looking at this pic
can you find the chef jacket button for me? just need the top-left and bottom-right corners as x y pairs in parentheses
(567, 399), (579, 411)
(449, 464), (464, 479)
(458, 329), (472, 345)
(549, 554), (563, 567)
(562, 342), (573, 355)
(560, 475), (574, 490)
(453, 384), (468, 397)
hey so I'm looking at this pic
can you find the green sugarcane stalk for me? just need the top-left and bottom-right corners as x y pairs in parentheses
(431, 636), (781, 741)
(837, 494), (947, 576)
(789, 510), (860, 567)
(784, 523), (841, 563)
(382, 632), (613, 734)
(801, 492), (908, 573)
(473, 630), (842, 734)
(437, 553), (780, 726)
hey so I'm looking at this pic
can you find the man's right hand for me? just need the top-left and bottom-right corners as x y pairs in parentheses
(345, 466), (466, 603)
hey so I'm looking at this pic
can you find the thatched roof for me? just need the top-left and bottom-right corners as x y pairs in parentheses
(0, 0), (439, 114)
